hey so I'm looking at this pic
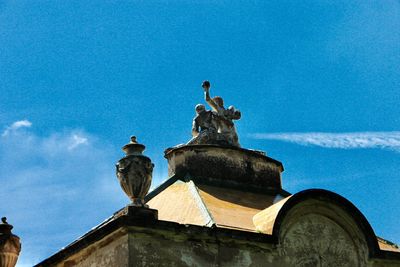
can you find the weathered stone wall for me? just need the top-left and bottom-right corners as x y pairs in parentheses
(370, 260), (400, 267)
(57, 229), (128, 267)
(280, 213), (367, 266)
(128, 230), (278, 267)
(125, 219), (398, 267)
(278, 199), (370, 267)
(55, 223), (399, 267)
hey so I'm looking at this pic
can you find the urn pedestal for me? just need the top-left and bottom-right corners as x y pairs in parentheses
(116, 136), (154, 206)
(0, 218), (21, 267)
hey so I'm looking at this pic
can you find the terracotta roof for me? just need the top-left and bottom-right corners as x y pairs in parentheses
(252, 196), (291, 234)
(147, 177), (287, 232)
(147, 180), (214, 227)
(378, 237), (400, 253)
(197, 184), (279, 231)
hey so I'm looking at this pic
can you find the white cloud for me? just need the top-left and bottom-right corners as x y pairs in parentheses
(249, 132), (400, 151)
(2, 120), (32, 137)
(0, 125), (125, 266)
(68, 134), (88, 150)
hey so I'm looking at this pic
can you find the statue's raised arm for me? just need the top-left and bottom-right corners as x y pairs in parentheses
(202, 81), (220, 113)
(200, 80), (241, 147)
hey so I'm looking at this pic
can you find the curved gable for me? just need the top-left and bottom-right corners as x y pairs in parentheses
(254, 189), (379, 259)
(273, 189), (379, 257)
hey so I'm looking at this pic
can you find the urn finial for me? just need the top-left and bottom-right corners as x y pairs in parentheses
(0, 217), (21, 267)
(122, 136), (146, 156)
(116, 136), (154, 207)
(0, 218), (12, 234)
(130, 136), (137, 143)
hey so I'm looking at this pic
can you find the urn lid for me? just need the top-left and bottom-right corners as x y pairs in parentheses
(0, 217), (13, 235)
(122, 136), (146, 156)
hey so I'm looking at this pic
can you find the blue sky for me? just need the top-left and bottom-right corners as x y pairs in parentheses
(0, 1), (399, 265)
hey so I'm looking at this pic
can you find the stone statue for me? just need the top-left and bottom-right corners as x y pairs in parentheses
(187, 104), (218, 145)
(202, 81), (241, 147)
(187, 81), (241, 147)
(116, 136), (154, 207)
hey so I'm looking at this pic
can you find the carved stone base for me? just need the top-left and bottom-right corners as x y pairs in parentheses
(122, 205), (158, 222)
(165, 144), (284, 193)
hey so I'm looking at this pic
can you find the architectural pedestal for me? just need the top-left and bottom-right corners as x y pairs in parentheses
(165, 145), (284, 193)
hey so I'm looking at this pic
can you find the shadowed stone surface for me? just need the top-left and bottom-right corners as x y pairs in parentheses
(165, 145), (283, 193)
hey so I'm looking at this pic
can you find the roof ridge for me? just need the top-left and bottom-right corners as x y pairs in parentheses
(144, 174), (180, 202)
(187, 180), (216, 227)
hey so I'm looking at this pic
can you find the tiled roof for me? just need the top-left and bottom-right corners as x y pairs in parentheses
(378, 237), (400, 253)
(147, 177), (287, 232)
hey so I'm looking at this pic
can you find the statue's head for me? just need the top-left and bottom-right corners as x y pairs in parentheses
(213, 96), (224, 107)
(202, 80), (210, 89)
(195, 104), (206, 114)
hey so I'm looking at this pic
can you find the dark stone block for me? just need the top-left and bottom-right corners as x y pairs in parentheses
(123, 205), (158, 223)
(165, 145), (283, 193)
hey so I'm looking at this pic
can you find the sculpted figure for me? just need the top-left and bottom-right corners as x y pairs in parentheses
(187, 104), (218, 145)
(202, 81), (241, 147)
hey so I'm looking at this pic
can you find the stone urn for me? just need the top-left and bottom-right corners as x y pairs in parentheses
(0, 218), (21, 267)
(116, 136), (154, 206)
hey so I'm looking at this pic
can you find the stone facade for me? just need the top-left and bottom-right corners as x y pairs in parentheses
(47, 222), (399, 267)
(57, 230), (128, 267)
(37, 188), (400, 267)
(35, 145), (400, 267)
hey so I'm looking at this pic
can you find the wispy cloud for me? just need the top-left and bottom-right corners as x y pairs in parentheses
(0, 122), (125, 266)
(249, 132), (400, 151)
(68, 134), (88, 150)
(2, 120), (32, 137)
